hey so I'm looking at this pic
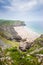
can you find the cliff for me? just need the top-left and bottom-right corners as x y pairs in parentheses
(0, 20), (25, 41)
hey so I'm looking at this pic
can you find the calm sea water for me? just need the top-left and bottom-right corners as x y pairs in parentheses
(25, 21), (43, 34)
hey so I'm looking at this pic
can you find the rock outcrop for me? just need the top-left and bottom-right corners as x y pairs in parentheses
(36, 34), (43, 46)
(19, 34), (43, 52)
(0, 20), (25, 41)
(19, 41), (31, 51)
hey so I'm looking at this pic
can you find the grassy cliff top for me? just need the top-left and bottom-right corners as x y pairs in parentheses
(0, 19), (25, 26)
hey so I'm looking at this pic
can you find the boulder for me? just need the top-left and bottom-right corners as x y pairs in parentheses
(14, 36), (22, 42)
(40, 34), (43, 38)
(19, 41), (31, 51)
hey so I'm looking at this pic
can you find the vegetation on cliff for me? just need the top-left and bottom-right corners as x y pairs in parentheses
(0, 19), (25, 26)
(0, 34), (43, 65)
(0, 20), (43, 65)
(0, 47), (40, 65)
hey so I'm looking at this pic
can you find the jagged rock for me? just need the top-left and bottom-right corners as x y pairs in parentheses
(40, 34), (43, 38)
(19, 41), (31, 51)
(0, 20), (25, 41)
(39, 40), (43, 46)
(26, 42), (31, 49)
(7, 37), (14, 41)
(14, 37), (22, 42)
(38, 34), (43, 46)
(0, 25), (22, 41)
(32, 34), (43, 47)
(21, 39), (26, 42)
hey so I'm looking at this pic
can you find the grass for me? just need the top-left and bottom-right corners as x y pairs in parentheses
(0, 47), (40, 65)
(35, 49), (43, 54)
(0, 35), (19, 48)
(27, 43), (41, 53)
(0, 34), (43, 65)
(0, 19), (25, 26)
(5, 47), (40, 65)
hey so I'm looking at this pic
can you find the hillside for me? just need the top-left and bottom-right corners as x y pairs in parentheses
(0, 35), (43, 65)
(0, 19), (25, 26)
(0, 20), (26, 41)
(0, 19), (43, 65)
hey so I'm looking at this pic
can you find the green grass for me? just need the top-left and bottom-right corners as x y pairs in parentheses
(35, 50), (43, 54)
(5, 47), (40, 65)
(27, 36), (43, 53)
(27, 43), (41, 53)
(0, 36), (19, 48)
(0, 19), (25, 26)
(0, 35), (43, 65)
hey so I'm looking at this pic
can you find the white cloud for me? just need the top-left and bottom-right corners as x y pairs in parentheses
(2, 0), (43, 12)
(17, 1), (37, 11)
(0, 0), (43, 12)
(0, 0), (43, 22)
(4, 0), (37, 12)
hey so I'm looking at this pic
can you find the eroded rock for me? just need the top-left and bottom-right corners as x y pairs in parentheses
(19, 41), (31, 51)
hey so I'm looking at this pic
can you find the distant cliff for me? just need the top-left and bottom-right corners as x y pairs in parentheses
(0, 20), (25, 41)
(0, 20), (25, 26)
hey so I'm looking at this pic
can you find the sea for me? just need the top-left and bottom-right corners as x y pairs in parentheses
(25, 21), (43, 34)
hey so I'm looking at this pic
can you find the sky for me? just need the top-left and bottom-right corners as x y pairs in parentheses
(0, 0), (43, 21)
(0, 0), (43, 33)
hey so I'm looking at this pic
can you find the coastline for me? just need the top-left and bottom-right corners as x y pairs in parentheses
(14, 26), (40, 42)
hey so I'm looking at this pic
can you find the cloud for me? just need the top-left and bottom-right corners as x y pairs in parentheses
(0, 0), (43, 21)
(0, 0), (43, 12)
(7, 0), (43, 12)
(17, 1), (37, 11)
(10, 0), (37, 11)
(2, 0), (37, 12)
(0, 0), (36, 11)
(0, 0), (12, 8)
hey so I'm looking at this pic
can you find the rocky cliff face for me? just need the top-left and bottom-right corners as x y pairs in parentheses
(0, 20), (25, 41)
(32, 34), (43, 46)
(38, 34), (43, 46)
(19, 34), (43, 51)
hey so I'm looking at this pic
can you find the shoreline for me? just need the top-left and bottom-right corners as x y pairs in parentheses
(14, 26), (40, 42)
(27, 26), (43, 34)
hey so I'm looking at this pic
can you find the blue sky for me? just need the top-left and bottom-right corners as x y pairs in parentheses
(0, 0), (43, 21)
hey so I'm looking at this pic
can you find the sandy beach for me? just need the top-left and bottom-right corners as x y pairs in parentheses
(14, 26), (40, 42)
